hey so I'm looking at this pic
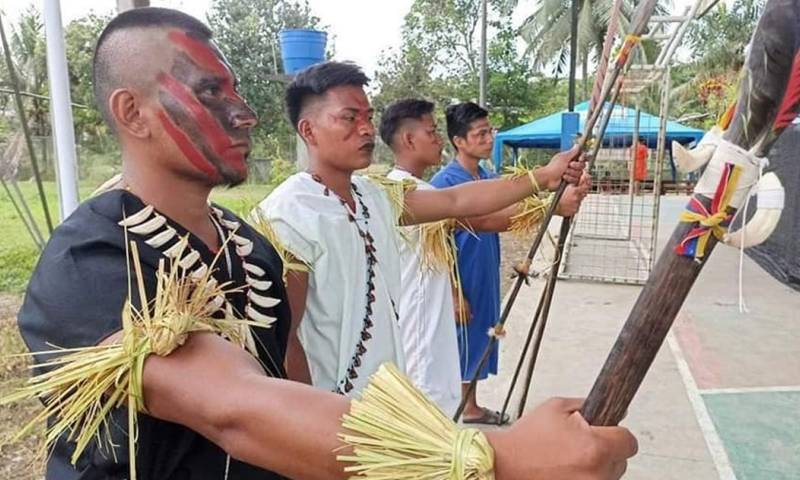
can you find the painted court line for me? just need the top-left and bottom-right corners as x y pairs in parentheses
(667, 331), (737, 480)
(700, 385), (800, 395)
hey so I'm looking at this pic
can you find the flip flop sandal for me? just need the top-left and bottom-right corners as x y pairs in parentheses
(462, 408), (510, 425)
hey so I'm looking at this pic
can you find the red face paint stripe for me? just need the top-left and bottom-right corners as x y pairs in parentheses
(158, 110), (220, 180)
(168, 30), (228, 76)
(167, 30), (243, 101)
(774, 50), (800, 131)
(158, 72), (233, 157)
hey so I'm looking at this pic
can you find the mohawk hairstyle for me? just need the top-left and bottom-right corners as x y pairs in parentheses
(285, 61), (369, 131)
(379, 98), (435, 149)
(92, 7), (213, 130)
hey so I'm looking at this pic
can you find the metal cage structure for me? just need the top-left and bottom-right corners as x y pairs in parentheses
(558, 4), (705, 284)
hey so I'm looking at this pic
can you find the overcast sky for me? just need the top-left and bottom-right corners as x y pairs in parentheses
(4, 0), (710, 75)
(4, 0), (416, 75)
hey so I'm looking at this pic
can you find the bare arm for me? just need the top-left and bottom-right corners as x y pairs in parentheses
(284, 270), (313, 384)
(460, 204), (516, 232)
(143, 333), (350, 480)
(402, 146), (585, 226)
(461, 174), (592, 232)
(142, 335), (637, 480)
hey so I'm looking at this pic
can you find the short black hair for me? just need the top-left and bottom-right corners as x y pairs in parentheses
(445, 102), (488, 149)
(379, 99), (435, 149)
(285, 61), (370, 131)
(92, 7), (213, 129)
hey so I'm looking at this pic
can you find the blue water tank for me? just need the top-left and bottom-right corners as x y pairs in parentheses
(279, 29), (327, 75)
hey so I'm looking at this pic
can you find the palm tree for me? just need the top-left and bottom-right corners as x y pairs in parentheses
(515, 0), (667, 97)
(7, 6), (49, 137)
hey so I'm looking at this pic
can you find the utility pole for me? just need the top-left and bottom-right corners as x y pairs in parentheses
(568, 0), (579, 111)
(478, 0), (488, 107)
(117, 0), (150, 13)
(43, 0), (80, 219)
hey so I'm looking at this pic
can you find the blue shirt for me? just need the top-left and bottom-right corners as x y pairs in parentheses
(430, 160), (501, 379)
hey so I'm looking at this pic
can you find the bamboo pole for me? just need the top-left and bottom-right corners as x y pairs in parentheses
(1, 179), (44, 250)
(0, 12), (54, 233)
(452, 0), (659, 422)
(510, 81), (625, 421)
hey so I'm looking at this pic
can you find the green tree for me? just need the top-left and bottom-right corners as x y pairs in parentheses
(485, 25), (568, 130)
(687, 0), (764, 72)
(374, 0), (567, 122)
(5, 6), (49, 137)
(374, 0), (517, 101)
(206, 0), (323, 159)
(372, 0), (575, 165)
(515, 0), (669, 97)
(64, 12), (113, 149)
(658, 0), (766, 130)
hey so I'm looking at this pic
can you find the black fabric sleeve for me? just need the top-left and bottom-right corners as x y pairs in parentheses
(17, 207), (156, 372)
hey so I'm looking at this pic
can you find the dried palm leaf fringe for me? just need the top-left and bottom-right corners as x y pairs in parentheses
(418, 219), (471, 325)
(502, 165), (540, 194)
(508, 194), (553, 238)
(0, 238), (267, 480)
(339, 363), (495, 479)
(501, 165), (553, 237)
(249, 210), (312, 280)
(366, 175), (417, 225)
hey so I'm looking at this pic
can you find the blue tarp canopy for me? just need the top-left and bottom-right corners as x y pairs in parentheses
(492, 101), (704, 169)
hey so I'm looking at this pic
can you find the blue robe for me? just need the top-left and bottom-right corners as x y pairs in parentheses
(430, 160), (501, 381)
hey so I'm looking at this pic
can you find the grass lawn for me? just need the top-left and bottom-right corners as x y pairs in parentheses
(0, 181), (274, 293)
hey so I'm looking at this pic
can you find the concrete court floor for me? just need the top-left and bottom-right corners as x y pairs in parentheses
(472, 195), (800, 480)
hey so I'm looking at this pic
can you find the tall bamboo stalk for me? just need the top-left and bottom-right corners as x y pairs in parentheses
(0, 12), (54, 233)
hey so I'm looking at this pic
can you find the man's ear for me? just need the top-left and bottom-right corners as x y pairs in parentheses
(298, 118), (316, 146)
(401, 129), (416, 151)
(452, 135), (467, 152)
(109, 88), (150, 139)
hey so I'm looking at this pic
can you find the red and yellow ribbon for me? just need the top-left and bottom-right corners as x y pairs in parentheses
(675, 162), (742, 260)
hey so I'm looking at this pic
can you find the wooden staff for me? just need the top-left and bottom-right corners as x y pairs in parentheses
(508, 80), (626, 421)
(452, 0), (659, 422)
(582, 0), (800, 426)
(499, 0), (628, 420)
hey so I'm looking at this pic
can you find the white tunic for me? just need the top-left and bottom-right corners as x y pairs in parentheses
(387, 168), (462, 416)
(258, 172), (405, 395)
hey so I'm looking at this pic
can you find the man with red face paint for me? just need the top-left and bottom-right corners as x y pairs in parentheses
(257, 62), (584, 397)
(16, 8), (293, 480)
(14, 9), (636, 480)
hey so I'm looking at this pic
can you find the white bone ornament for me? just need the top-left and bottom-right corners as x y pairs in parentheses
(204, 277), (218, 291)
(145, 227), (177, 248)
(205, 295), (225, 313)
(247, 277), (272, 291)
(118, 205), (155, 227)
(243, 262), (266, 277)
(221, 219), (241, 231)
(673, 126), (723, 173)
(249, 290), (281, 308)
(163, 241), (185, 258)
(127, 215), (167, 235)
(178, 250), (201, 270)
(724, 172), (785, 248)
(236, 240), (254, 257)
(694, 139), (761, 209)
(190, 264), (209, 280)
(246, 305), (277, 326)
